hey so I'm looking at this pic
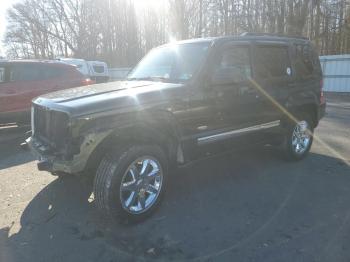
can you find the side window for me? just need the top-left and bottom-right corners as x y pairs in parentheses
(295, 44), (315, 78)
(214, 46), (252, 83)
(255, 46), (291, 79)
(43, 66), (65, 79)
(10, 65), (41, 81)
(93, 65), (105, 74)
(0, 67), (5, 83)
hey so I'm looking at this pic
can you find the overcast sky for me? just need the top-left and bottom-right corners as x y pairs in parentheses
(0, 0), (18, 56)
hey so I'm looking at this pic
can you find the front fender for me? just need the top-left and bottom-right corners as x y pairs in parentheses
(78, 109), (184, 170)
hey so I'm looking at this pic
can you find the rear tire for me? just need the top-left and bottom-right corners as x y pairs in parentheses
(93, 144), (167, 223)
(282, 114), (314, 161)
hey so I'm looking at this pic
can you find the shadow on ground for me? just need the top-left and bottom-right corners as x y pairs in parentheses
(0, 125), (34, 170)
(1, 146), (350, 262)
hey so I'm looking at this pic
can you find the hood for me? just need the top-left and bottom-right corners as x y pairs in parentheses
(33, 80), (185, 116)
(40, 81), (151, 103)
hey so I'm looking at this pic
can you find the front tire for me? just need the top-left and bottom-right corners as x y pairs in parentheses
(93, 144), (167, 223)
(283, 114), (314, 161)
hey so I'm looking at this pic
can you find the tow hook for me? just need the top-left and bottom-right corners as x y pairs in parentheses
(20, 141), (29, 151)
(20, 131), (32, 151)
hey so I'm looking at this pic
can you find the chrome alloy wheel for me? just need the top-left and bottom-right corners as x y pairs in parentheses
(120, 157), (163, 214)
(292, 120), (312, 155)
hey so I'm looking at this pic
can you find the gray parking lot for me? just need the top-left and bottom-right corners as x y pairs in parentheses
(0, 95), (350, 262)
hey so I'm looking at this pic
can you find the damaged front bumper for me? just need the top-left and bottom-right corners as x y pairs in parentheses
(26, 136), (82, 174)
(26, 130), (112, 174)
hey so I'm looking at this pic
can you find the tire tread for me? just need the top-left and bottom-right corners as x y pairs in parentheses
(93, 145), (167, 222)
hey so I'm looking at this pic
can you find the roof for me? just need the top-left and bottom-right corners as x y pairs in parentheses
(0, 59), (76, 67)
(239, 32), (308, 40)
(57, 58), (86, 62)
(172, 33), (310, 46)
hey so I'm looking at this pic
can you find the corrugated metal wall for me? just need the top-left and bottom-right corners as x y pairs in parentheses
(320, 55), (350, 92)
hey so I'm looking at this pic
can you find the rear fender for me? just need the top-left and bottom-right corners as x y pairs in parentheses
(284, 92), (319, 127)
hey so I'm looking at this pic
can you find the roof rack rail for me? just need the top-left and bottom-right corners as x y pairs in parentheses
(240, 32), (308, 40)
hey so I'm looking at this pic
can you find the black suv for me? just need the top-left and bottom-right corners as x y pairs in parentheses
(27, 33), (326, 221)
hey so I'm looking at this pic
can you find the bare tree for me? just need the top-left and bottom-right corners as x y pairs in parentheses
(4, 0), (350, 65)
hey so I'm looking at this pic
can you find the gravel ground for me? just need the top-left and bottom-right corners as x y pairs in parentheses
(0, 95), (350, 262)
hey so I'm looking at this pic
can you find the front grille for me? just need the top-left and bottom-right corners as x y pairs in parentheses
(33, 105), (69, 149)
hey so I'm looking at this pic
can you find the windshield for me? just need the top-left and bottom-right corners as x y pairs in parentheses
(127, 42), (211, 83)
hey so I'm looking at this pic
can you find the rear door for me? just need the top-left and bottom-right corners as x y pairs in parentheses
(0, 63), (42, 113)
(6, 63), (68, 111)
(211, 43), (261, 131)
(293, 43), (322, 100)
(38, 65), (66, 93)
(7, 64), (83, 113)
(252, 43), (294, 123)
(7, 63), (43, 112)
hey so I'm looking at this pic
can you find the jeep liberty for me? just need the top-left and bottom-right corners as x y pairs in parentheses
(26, 33), (326, 221)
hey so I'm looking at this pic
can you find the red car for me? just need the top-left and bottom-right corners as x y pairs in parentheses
(0, 60), (94, 124)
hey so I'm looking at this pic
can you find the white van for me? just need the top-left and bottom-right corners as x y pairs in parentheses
(57, 58), (110, 83)
(87, 61), (109, 83)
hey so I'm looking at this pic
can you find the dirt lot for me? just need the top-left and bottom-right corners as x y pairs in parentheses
(0, 95), (350, 262)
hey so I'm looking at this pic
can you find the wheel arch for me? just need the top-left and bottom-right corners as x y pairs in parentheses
(283, 94), (319, 128)
(284, 87), (321, 126)
(84, 111), (183, 173)
(288, 103), (318, 127)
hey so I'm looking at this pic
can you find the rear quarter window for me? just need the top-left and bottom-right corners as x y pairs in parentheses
(65, 66), (84, 78)
(255, 45), (291, 79)
(294, 44), (315, 79)
(42, 66), (65, 79)
(311, 47), (322, 76)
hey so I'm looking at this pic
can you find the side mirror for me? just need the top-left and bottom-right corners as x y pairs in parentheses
(211, 67), (248, 86)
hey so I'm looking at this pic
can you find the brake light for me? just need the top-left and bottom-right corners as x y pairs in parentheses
(320, 78), (325, 104)
(81, 78), (95, 86)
